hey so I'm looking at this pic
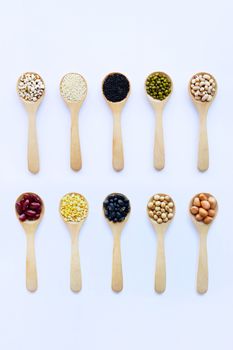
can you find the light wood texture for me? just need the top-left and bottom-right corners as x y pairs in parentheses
(69, 102), (83, 171)
(148, 194), (175, 293)
(189, 72), (217, 172)
(106, 216), (129, 292)
(21, 97), (43, 174)
(66, 222), (83, 292)
(146, 72), (173, 171)
(189, 193), (218, 294)
(60, 75), (87, 172)
(16, 194), (44, 292)
(60, 195), (88, 293)
(102, 75), (130, 172)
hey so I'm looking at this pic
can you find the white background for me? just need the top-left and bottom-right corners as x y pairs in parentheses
(0, 0), (232, 349)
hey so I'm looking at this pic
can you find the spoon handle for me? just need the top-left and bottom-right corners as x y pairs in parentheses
(26, 232), (37, 292)
(197, 231), (208, 294)
(28, 112), (39, 174)
(113, 113), (124, 171)
(112, 234), (123, 292)
(154, 110), (165, 170)
(198, 112), (209, 171)
(155, 231), (166, 293)
(70, 234), (82, 292)
(70, 109), (82, 171)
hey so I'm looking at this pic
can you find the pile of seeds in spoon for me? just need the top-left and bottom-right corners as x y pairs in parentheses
(16, 193), (42, 221)
(17, 72), (45, 102)
(190, 73), (216, 102)
(60, 193), (88, 223)
(103, 193), (130, 223)
(190, 193), (217, 224)
(103, 73), (130, 102)
(60, 73), (87, 102)
(146, 72), (172, 100)
(148, 194), (174, 224)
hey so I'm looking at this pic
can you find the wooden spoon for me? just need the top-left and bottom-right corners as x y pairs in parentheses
(145, 72), (173, 170)
(102, 73), (130, 171)
(17, 72), (45, 174)
(60, 73), (87, 171)
(60, 193), (88, 292)
(103, 193), (130, 292)
(189, 193), (218, 294)
(147, 194), (175, 293)
(189, 72), (217, 171)
(15, 193), (44, 292)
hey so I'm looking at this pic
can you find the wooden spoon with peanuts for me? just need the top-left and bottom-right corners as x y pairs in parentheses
(189, 72), (217, 171)
(60, 73), (87, 171)
(103, 193), (131, 292)
(102, 73), (130, 171)
(15, 192), (44, 292)
(189, 193), (218, 294)
(60, 193), (89, 292)
(147, 194), (175, 293)
(17, 72), (45, 174)
(145, 72), (173, 170)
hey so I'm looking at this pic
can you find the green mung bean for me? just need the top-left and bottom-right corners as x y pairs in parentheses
(146, 72), (172, 100)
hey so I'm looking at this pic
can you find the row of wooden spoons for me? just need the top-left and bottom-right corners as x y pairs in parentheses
(15, 192), (218, 294)
(17, 71), (217, 173)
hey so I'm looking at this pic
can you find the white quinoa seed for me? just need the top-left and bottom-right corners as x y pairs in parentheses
(60, 73), (87, 102)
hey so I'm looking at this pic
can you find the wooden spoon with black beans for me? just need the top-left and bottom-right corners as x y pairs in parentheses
(102, 73), (130, 171)
(103, 193), (131, 292)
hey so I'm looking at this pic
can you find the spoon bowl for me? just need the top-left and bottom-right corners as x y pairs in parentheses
(60, 192), (88, 292)
(145, 72), (173, 170)
(60, 73), (87, 171)
(147, 193), (175, 293)
(189, 192), (218, 293)
(102, 72), (130, 171)
(15, 192), (44, 292)
(17, 72), (45, 174)
(189, 72), (217, 171)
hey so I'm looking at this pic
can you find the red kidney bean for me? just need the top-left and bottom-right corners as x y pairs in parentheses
(22, 199), (30, 211)
(29, 202), (41, 210)
(25, 210), (37, 217)
(19, 214), (27, 221)
(30, 194), (41, 204)
(16, 202), (23, 214)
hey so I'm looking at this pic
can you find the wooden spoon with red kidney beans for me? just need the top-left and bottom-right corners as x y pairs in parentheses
(15, 192), (44, 292)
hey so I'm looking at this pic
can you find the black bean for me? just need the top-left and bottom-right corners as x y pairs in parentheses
(103, 193), (131, 223)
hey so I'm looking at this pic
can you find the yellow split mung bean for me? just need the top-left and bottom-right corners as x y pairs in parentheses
(60, 193), (88, 222)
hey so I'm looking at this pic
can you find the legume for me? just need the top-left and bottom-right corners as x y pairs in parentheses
(190, 193), (217, 224)
(146, 72), (172, 100)
(103, 193), (130, 223)
(60, 193), (88, 223)
(16, 193), (43, 221)
(60, 73), (87, 102)
(103, 73), (130, 102)
(147, 194), (175, 224)
(190, 73), (216, 102)
(17, 72), (45, 102)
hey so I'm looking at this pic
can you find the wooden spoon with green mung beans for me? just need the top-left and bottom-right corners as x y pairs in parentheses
(145, 72), (173, 171)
